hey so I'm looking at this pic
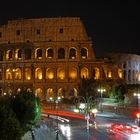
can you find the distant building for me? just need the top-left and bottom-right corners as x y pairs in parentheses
(0, 17), (122, 100)
(105, 53), (140, 85)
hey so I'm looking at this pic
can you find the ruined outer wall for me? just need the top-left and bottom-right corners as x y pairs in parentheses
(0, 17), (90, 43)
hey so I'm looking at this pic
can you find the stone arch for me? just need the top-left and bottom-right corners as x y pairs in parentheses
(58, 88), (65, 98)
(46, 48), (53, 58)
(15, 49), (22, 60)
(46, 88), (55, 101)
(69, 88), (78, 97)
(69, 47), (77, 59)
(6, 50), (12, 60)
(25, 68), (31, 80)
(6, 68), (12, 80)
(81, 67), (89, 79)
(93, 67), (100, 79)
(14, 68), (22, 80)
(57, 68), (65, 80)
(35, 88), (44, 100)
(35, 67), (43, 80)
(81, 47), (88, 59)
(46, 68), (54, 80)
(35, 48), (42, 59)
(69, 68), (77, 80)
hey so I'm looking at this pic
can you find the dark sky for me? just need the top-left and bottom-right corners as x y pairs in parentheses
(0, 0), (138, 58)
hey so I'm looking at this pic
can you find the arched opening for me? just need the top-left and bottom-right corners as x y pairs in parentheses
(6, 50), (12, 60)
(57, 68), (65, 80)
(118, 68), (123, 78)
(58, 88), (65, 98)
(35, 48), (42, 59)
(81, 67), (89, 79)
(25, 68), (31, 80)
(46, 88), (55, 101)
(69, 88), (78, 97)
(46, 48), (53, 58)
(46, 68), (54, 80)
(6, 68), (12, 80)
(58, 48), (65, 59)
(35, 88), (44, 100)
(14, 68), (22, 80)
(69, 68), (77, 80)
(93, 67), (100, 79)
(81, 48), (88, 59)
(69, 48), (76, 59)
(107, 70), (112, 78)
(15, 49), (22, 60)
(35, 68), (43, 80)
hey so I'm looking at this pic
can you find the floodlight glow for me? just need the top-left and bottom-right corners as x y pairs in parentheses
(74, 108), (79, 113)
(79, 103), (85, 109)
(92, 108), (98, 113)
(49, 97), (53, 101)
(57, 96), (61, 100)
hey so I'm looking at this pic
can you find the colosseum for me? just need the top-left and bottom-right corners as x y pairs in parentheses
(0, 17), (122, 101)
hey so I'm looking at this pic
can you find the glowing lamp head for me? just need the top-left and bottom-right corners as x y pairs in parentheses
(57, 96), (61, 100)
(79, 103), (85, 109)
(49, 97), (53, 101)
(136, 112), (140, 119)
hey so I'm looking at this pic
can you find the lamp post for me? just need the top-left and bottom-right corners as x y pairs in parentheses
(55, 96), (61, 140)
(133, 93), (140, 108)
(77, 96), (95, 130)
(97, 88), (106, 112)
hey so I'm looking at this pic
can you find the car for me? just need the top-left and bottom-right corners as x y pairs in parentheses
(108, 123), (124, 133)
(108, 122), (140, 140)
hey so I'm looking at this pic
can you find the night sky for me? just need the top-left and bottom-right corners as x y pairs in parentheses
(0, 0), (138, 58)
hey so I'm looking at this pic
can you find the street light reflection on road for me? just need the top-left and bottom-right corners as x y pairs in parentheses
(60, 124), (71, 140)
(97, 88), (106, 112)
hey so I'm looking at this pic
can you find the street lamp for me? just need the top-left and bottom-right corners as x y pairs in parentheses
(97, 88), (106, 112)
(133, 93), (140, 108)
(55, 96), (61, 140)
(77, 96), (95, 130)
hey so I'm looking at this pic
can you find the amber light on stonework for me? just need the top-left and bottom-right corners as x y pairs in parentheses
(118, 69), (123, 78)
(48, 73), (54, 79)
(108, 71), (112, 78)
(70, 71), (77, 79)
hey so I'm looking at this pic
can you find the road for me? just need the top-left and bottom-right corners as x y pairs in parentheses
(31, 112), (135, 140)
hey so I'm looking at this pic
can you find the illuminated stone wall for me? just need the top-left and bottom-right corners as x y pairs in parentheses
(0, 17), (121, 100)
(105, 53), (140, 84)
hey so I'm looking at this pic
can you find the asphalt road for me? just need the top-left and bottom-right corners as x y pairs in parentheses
(32, 113), (134, 140)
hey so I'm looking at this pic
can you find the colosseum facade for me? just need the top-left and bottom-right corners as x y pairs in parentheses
(0, 17), (122, 101)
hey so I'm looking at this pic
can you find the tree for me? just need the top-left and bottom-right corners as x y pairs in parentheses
(79, 78), (98, 99)
(0, 91), (41, 139)
(109, 83), (127, 101)
(11, 91), (41, 132)
(1, 117), (23, 140)
(0, 96), (23, 140)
